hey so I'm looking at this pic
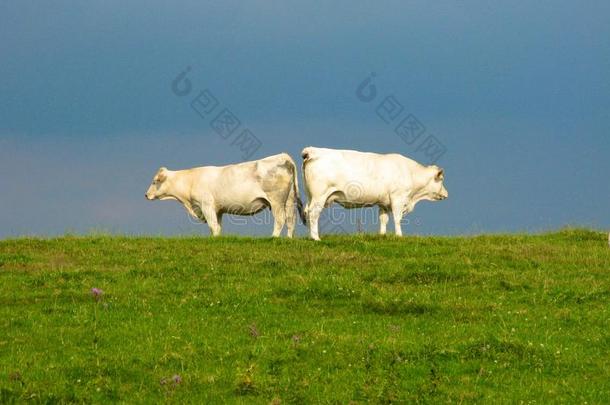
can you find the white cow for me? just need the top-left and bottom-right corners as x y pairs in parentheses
(145, 153), (305, 237)
(301, 147), (448, 240)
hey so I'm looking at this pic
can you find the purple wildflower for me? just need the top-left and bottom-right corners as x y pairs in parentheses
(90, 288), (104, 300)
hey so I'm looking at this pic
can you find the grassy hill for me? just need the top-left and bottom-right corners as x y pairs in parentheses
(1, 229), (609, 403)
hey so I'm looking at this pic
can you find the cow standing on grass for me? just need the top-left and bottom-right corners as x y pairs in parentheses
(301, 147), (448, 240)
(145, 153), (306, 237)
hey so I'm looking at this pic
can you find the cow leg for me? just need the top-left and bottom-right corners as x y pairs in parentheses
(306, 197), (326, 241)
(285, 184), (296, 238)
(304, 186), (337, 241)
(390, 202), (404, 237)
(379, 206), (389, 235)
(270, 202), (286, 237)
(216, 212), (223, 235)
(203, 207), (221, 236)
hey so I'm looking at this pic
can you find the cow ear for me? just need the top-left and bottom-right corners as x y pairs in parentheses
(435, 168), (444, 181)
(157, 167), (168, 182)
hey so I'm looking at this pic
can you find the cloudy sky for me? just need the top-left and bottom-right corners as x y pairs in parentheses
(1, 1), (609, 237)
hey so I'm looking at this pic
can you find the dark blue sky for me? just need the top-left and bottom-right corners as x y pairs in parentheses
(1, 1), (609, 237)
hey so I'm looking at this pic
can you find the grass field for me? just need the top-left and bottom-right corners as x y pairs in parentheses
(0, 229), (609, 403)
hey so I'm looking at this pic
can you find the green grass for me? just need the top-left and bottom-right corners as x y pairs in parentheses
(0, 229), (609, 403)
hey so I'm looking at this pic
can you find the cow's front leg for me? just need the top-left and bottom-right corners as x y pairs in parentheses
(379, 206), (389, 235)
(392, 210), (404, 237)
(390, 202), (405, 237)
(202, 206), (221, 236)
(216, 212), (223, 235)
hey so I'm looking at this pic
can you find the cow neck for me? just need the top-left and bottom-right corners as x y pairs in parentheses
(167, 173), (192, 206)
(408, 167), (435, 201)
(408, 183), (429, 203)
(168, 174), (201, 219)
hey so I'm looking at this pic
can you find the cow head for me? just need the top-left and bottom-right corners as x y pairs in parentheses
(145, 167), (171, 200)
(423, 166), (448, 201)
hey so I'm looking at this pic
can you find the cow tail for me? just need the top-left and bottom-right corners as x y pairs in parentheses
(286, 155), (307, 225)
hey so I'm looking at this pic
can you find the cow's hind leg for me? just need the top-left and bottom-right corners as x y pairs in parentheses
(306, 196), (328, 241)
(270, 200), (286, 237)
(285, 184), (296, 238)
(306, 187), (342, 240)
